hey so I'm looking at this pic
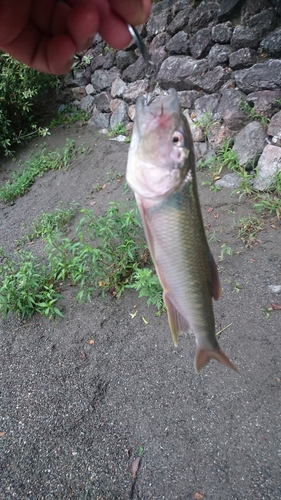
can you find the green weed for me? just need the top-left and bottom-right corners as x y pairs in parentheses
(216, 140), (240, 174)
(0, 52), (59, 156)
(0, 139), (76, 203)
(0, 199), (166, 319)
(194, 110), (214, 139)
(254, 193), (281, 219)
(127, 268), (164, 314)
(19, 205), (77, 244)
(50, 105), (89, 128)
(219, 243), (233, 261)
(237, 215), (263, 247)
(108, 123), (127, 137)
(0, 248), (63, 318)
(239, 100), (269, 127)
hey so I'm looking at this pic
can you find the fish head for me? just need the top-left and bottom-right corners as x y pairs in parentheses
(127, 88), (194, 199)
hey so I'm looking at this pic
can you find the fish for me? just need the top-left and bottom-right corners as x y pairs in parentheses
(126, 88), (238, 373)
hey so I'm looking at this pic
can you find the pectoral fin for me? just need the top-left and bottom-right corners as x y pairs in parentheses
(163, 292), (191, 346)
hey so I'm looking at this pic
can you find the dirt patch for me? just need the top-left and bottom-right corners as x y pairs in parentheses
(0, 123), (280, 499)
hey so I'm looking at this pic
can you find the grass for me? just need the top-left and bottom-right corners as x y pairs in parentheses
(50, 105), (90, 128)
(108, 123), (127, 137)
(239, 100), (270, 127)
(237, 215), (264, 247)
(0, 139), (77, 203)
(18, 205), (78, 244)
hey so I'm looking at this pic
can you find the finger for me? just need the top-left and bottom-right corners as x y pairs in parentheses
(2, 22), (76, 74)
(109, 0), (151, 26)
(66, 1), (100, 52)
(0, 0), (31, 45)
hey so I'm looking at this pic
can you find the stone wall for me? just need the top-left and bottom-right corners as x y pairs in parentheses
(63, 0), (281, 190)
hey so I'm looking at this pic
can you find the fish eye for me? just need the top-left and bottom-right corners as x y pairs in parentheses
(172, 131), (184, 145)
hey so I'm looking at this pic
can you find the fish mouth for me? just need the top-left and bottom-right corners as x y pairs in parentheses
(135, 88), (181, 133)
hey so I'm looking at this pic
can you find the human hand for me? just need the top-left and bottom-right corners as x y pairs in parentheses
(0, 0), (151, 74)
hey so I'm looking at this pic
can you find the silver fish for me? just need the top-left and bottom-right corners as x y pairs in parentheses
(126, 89), (238, 373)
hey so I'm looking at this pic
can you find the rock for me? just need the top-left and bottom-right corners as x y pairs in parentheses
(167, 6), (193, 35)
(229, 48), (257, 70)
(183, 110), (206, 142)
(194, 93), (220, 121)
(217, 89), (249, 131)
(111, 77), (126, 98)
(157, 56), (209, 91)
(123, 80), (149, 103)
(150, 46), (168, 72)
(234, 60), (281, 93)
(268, 285), (281, 294)
(146, 7), (171, 38)
(109, 135), (127, 142)
(211, 22), (234, 43)
(150, 32), (170, 51)
(230, 26), (261, 50)
(78, 95), (95, 114)
(253, 144), (281, 190)
(88, 112), (110, 129)
(208, 123), (234, 150)
(166, 31), (189, 55)
(246, 90), (281, 118)
(177, 90), (203, 109)
(208, 44), (232, 68)
(128, 105), (135, 121)
(110, 100), (129, 129)
(188, 2), (219, 33)
(218, 0), (243, 20)
(109, 99), (120, 113)
(194, 142), (216, 163)
(122, 56), (147, 82)
(260, 26), (281, 56)
(215, 173), (241, 188)
(92, 92), (111, 113)
(91, 68), (120, 92)
(190, 28), (213, 59)
(246, 8), (277, 39)
(267, 110), (281, 139)
(199, 66), (230, 93)
(71, 86), (87, 100)
(90, 53), (105, 73)
(103, 49), (116, 70)
(85, 84), (95, 95)
(233, 121), (266, 168)
(116, 50), (137, 71)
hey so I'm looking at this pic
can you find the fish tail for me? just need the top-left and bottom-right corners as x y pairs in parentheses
(195, 346), (239, 373)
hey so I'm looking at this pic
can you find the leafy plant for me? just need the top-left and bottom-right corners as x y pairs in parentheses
(108, 123), (127, 137)
(50, 105), (89, 128)
(47, 201), (148, 301)
(0, 139), (76, 203)
(0, 52), (59, 156)
(19, 205), (77, 244)
(127, 268), (164, 314)
(0, 249), (63, 318)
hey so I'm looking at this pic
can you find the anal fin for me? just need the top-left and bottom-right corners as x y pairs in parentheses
(163, 292), (190, 346)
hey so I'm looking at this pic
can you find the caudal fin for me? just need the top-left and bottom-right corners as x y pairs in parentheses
(195, 346), (239, 373)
